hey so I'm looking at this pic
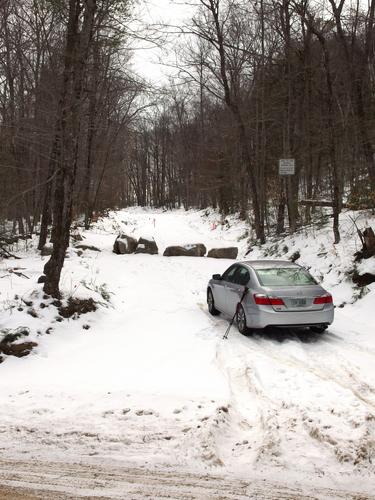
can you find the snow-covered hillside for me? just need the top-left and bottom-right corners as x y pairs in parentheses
(0, 207), (374, 498)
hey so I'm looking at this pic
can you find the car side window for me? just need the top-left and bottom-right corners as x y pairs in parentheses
(222, 265), (239, 283)
(234, 266), (250, 286)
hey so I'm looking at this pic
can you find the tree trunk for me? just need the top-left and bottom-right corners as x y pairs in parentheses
(44, 0), (97, 297)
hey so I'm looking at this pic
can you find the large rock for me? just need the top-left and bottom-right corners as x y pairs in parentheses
(135, 237), (158, 255)
(113, 234), (137, 254)
(207, 247), (238, 259)
(163, 244), (206, 257)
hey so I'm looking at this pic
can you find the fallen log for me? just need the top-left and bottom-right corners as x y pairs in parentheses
(299, 199), (348, 208)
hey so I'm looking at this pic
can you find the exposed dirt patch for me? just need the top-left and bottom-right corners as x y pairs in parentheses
(58, 297), (97, 318)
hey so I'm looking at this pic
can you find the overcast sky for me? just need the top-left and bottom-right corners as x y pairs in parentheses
(131, 0), (197, 84)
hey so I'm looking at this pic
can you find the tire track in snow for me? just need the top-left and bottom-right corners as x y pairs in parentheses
(213, 337), (285, 468)
(217, 330), (375, 473)
(253, 335), (375, 412)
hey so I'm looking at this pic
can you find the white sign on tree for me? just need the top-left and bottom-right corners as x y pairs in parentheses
(279, 159), (295, 175)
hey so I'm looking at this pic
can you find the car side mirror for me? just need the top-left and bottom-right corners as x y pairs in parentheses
(212, 274), (222, 280)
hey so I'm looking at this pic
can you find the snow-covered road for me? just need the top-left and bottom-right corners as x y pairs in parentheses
(0, 208), (374, 498)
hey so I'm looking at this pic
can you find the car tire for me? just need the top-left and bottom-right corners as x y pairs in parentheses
(310, 325), (328, 334)
(237, 304), (251, 335)
(207, 289), (220, 316)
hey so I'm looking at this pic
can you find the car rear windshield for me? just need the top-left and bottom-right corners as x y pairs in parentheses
(255, 267), (317, 286)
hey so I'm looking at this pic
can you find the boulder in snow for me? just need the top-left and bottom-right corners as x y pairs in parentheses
(207, 247), (238, 259)
(135, 237), (158, 255)
(113, 234), (138, 254)
(163, 244), (206, 257)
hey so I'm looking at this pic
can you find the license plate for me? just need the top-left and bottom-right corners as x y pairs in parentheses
(291, 298), (307, 307)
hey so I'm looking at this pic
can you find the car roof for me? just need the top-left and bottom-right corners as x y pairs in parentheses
(239, 259), (300, 269)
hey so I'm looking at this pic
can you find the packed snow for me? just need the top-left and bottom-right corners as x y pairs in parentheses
(0, 207), (375, 498)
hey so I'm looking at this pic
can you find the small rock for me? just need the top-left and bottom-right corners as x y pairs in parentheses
(218, 406), (228, 413)
(136, 409), (154, 416)
(45, 327), (53, 335)
(82, 324), (90, 330)
(75, 244), (101, 252)
(71, 233), (83, 242)
(289, 250), (301, 262)
(27, 308), (38, 318)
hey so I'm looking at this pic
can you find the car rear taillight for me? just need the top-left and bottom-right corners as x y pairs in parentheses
(253, 294), (285, 306)
(313, 294), (333, 304)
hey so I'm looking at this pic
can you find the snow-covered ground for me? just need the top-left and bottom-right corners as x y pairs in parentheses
(0, 207), (375, 498)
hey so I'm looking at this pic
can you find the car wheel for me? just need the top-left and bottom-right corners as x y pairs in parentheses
(237, 304), (251, 335)
(207, 289), (220, 316)
(310, 325), (328, 334)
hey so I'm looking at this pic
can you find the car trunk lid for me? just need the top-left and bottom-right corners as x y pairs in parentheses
(263, 285), (328, 312)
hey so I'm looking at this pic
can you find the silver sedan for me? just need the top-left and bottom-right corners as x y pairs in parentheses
(207, 260), (334, 334)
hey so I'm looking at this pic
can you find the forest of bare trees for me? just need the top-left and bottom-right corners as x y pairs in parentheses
(0, 0), (146, 295)
(1, 0), (375, 295)
(125, 0), (375, 244)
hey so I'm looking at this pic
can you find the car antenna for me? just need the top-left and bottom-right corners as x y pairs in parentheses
(223, 286), (249, 340)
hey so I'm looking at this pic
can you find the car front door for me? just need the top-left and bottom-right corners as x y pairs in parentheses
(215, 264), (239, 313)
(225, 266), (250, 316)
